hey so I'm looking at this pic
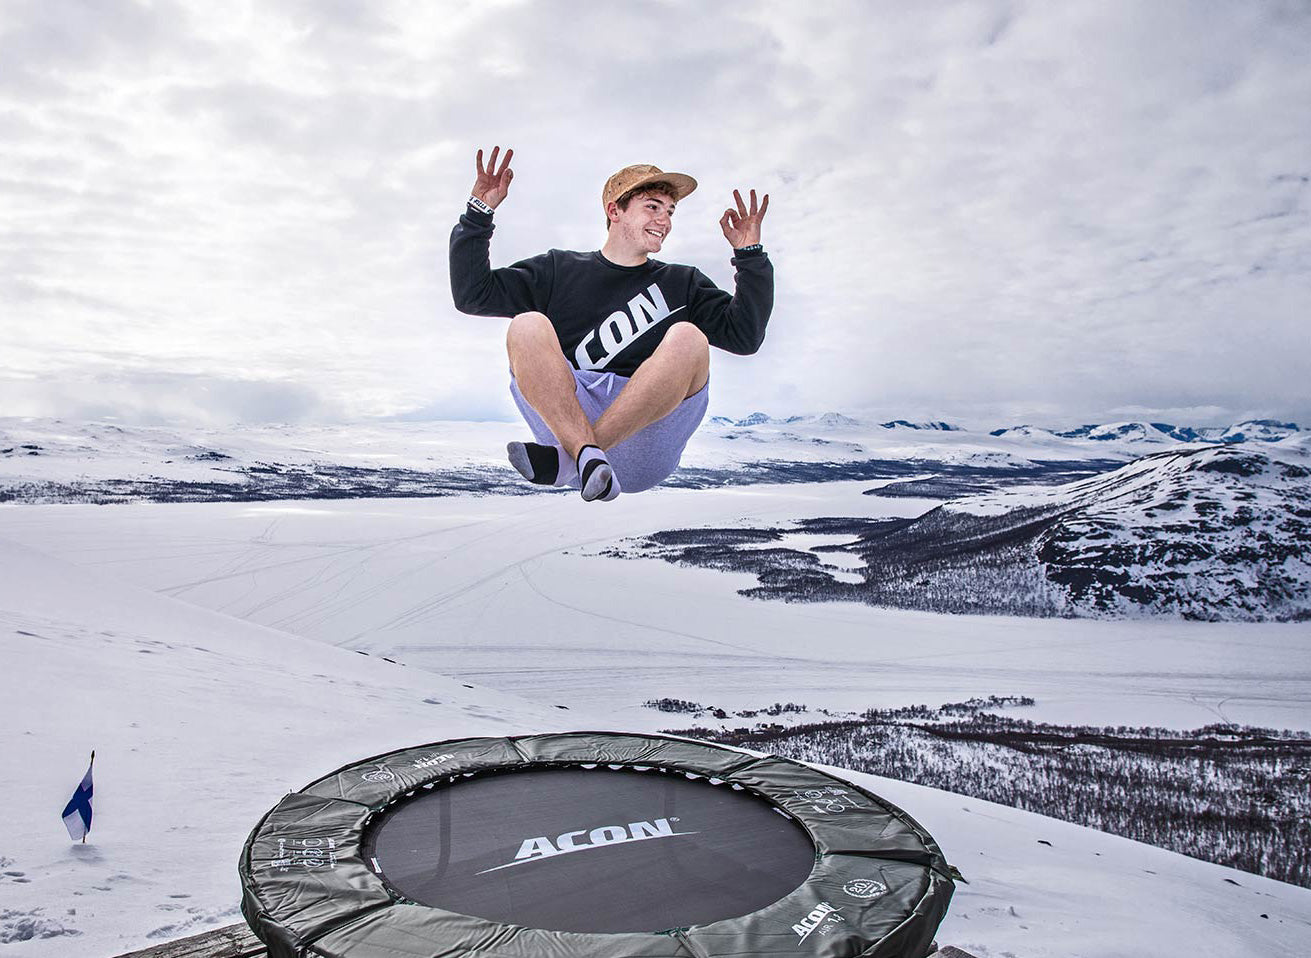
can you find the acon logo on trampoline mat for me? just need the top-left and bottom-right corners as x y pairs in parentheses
(477, 817), (697, 874)
(792, 901), (845, 943)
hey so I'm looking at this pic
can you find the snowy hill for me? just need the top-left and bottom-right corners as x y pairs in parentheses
(946, 443), (1311, 620)
(1210, 419), (1303, 443)
(4, 529), (1311, 958)
(0, 535), (587, 953)
(1056, 421), (1182, 443)
(623, 443), (1310, 622)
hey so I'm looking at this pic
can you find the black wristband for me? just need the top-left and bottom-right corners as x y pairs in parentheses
(734, 243), (764, 256)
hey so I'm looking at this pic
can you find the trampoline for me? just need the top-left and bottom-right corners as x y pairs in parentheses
(240, 732), (955, 958)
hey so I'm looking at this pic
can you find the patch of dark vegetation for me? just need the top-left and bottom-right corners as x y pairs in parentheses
(790, 516), (894, 536)
(865, 477), (997, 499)
(1197, 453), (1265, 477)
(646, 528), (781, 547)
(0, 464), (554, 504)
(644, 698), (705, 714)
(644, 698), (813, 721)
(670, 702), (1311, 889)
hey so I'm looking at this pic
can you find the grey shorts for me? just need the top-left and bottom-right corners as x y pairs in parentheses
(509, 368), (709, 493)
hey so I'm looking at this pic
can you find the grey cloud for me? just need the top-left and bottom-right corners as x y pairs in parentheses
(2, 276), (130, 315)
(0, 0), (210, 95)
(0, 369), (342, 425)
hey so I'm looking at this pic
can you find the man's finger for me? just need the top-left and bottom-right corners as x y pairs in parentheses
(759, 193), (769, 219)
(500, 148), (514, 177)
(476, 149), (485, 177)
(488, 145), (500, 174)
(734, 189), (748, 218)
(749, 189), (758, 216)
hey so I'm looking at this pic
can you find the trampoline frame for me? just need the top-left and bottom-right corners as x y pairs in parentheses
(240, 731), (954, 958)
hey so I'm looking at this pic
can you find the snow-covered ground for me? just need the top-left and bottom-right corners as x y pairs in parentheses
(0, 536), (584, 953)
(4, 430), (1311, 957)
(5, 482), (1307, 733)
(5, 522), (1310, 958)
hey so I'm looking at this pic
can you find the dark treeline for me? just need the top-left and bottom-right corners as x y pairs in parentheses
(669, 708), (1311, 888)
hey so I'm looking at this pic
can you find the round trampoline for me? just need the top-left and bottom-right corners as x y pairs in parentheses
(240, 732), (955, 958)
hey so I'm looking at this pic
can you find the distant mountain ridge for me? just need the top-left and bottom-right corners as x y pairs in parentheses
(988, 419), (1300, 444)
(709, 413), (1300, 442)
(1, 415), (1304, 505)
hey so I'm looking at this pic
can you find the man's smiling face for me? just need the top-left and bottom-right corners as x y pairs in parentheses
(611, 190), (675, 256)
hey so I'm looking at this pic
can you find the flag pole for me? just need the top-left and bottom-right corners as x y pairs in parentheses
(83, 750), (95, 844)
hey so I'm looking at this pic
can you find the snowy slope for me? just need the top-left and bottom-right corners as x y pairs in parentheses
(3, 527), (1309, 958)
(5, 486), (1309, 734)
(845, 768), (1311, 958)
(0, 536), (587, 955)
(0, 516), (1305, 958)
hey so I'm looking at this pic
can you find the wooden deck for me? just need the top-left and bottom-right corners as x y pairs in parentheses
(109, 922), (980, 958)
(109, 923), (265, 958)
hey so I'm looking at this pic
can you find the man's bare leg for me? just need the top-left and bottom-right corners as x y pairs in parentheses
(507, 311), (596, 460)
(506, 311), (620, 500)
(593, 322), (710, 449)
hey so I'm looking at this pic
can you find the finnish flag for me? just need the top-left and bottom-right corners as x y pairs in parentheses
(62, 753), (95, 842)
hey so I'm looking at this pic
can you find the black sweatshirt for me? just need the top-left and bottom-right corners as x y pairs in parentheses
(449, 206), (774, 377)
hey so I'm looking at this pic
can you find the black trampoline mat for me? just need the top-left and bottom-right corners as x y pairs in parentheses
(364, 766), (817, 933)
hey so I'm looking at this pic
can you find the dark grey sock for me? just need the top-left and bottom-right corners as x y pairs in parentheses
(507, 441), (565, 485)
(576, 445), (620, 502)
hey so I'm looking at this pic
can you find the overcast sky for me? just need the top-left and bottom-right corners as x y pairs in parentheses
(2, 0), (1308, 428)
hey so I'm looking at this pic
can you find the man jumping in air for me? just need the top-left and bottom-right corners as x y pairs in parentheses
(450, 147), (772, 502)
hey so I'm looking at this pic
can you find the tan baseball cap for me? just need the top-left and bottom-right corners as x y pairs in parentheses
(602, 164), (698, 214)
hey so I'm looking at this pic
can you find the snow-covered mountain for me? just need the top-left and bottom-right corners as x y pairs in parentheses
(623, 442), (1310, 622)
(991, 419), (1302, 445)
(947, 443), (1311, 620)
(0, 419), (535, 504)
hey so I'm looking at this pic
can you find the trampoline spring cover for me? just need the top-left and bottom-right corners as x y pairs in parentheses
(239, 731), (954, 958)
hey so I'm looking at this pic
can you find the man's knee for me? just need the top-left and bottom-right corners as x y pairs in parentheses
(506, 311), (556, 357)
(658, 322), (709, 364)
(507, 311), (553, 342)
(653, 322), (709, 396)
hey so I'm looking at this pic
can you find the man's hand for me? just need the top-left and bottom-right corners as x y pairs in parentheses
(719, 189), (769, 248)
(472, 146), (514, 209)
